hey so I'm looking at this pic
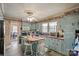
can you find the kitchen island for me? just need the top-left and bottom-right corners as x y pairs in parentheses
(20, 35), (45, 56)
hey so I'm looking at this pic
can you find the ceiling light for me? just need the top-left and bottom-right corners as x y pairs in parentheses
(27, 17), (33, 22)
(25, 10), (37, 22)
(24, 10), (33, 16)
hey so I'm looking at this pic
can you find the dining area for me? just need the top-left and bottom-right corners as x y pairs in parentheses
(20, 31), (47, 56)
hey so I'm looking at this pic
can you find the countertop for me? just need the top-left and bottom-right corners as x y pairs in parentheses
(21, 35), (64, 41)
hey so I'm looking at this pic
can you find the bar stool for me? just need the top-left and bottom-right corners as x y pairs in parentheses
(37, 40), (46, 56)
(24, 42), (33, 56)
(31, 41), (38, 56)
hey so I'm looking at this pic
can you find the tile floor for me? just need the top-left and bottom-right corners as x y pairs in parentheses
(5, 40), (23, 56)
(5, 40), (63, 56)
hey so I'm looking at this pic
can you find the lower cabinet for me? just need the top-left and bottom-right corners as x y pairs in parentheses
(45, 37), (66, 55)
(45, 37), (50, 48)
(49, 38), (53, 49)
(61, 41), (66, 55)
(56, 40), (61, 53)
(50, 39), (54, 50)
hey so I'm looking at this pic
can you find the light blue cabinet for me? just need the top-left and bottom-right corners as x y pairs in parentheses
(45, 13), (79, 55)
(45, 37), (50, 48)
(50, 38), (54, 50)
(52, 39), (54, 49)
(49, 38), (53, 49)
(57, 40), (62, 53)
(61, 40), (66, 55)
(45, 37), (65, 54)
(53, 39), (57, 51)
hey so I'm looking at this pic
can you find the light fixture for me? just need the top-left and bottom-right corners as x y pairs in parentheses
(25, 10), (37, 22)
(24, 10), (34, 22)
(27, 17), (32, 22)
(27, 17), (36, 22)
(24, 10), (33, 16)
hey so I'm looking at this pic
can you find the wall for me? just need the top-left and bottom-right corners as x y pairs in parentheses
(59, 13), (79, 55)
(4, 20), (21, 49)
(0, 5), (3, 17)
(4, 20), (11, 48)
(10, 20), (21, 39)
(0, 4), (4, 21)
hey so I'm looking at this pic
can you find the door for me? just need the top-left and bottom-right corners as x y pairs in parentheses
(0, 20), (4, 55)
(45, 37), (50, 48)
(11, 25), (18, 41)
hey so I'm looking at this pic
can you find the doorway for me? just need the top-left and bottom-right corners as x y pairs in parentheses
(11, 25), (18, 41)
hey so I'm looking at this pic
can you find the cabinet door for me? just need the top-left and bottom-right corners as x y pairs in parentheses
(51, 38), (54, 50)
(53, 39), (56, 51)
(53, 39), (56, 50)
(45, 37), (50, 48)
(61, 40), (66, 55)
(55, 39), (58, 51)
(57, 40), (62, 53)
(49, 38), (52, 49)
(48, 38), (51, 49)
(56, 39), (59, 52)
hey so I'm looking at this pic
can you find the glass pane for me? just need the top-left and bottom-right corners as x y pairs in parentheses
(42, 23), (48, 33)
(49, 22), (57, 32)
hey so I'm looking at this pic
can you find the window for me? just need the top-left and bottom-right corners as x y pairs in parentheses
(42, 23), (48, 33)
(49, 22), (57, 32)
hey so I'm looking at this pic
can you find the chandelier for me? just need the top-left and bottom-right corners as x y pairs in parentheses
(24, 10), (34, 22)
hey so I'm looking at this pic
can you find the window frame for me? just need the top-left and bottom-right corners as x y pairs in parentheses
(42, 23), (48, 33)
(49, 21), (57, 33)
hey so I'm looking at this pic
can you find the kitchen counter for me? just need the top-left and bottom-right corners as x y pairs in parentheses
(27, 35), (45, 42)
(20, 35), (64, 42)
(41, 35), (64, 40)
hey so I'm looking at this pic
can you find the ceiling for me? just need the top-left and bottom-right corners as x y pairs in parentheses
(3, 3), (79, 22)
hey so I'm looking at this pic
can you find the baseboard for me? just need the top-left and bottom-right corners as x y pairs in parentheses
(45, 46), (66, 56)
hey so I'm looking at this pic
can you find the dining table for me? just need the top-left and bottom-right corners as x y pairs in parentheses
(25, 35), (45, 56)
